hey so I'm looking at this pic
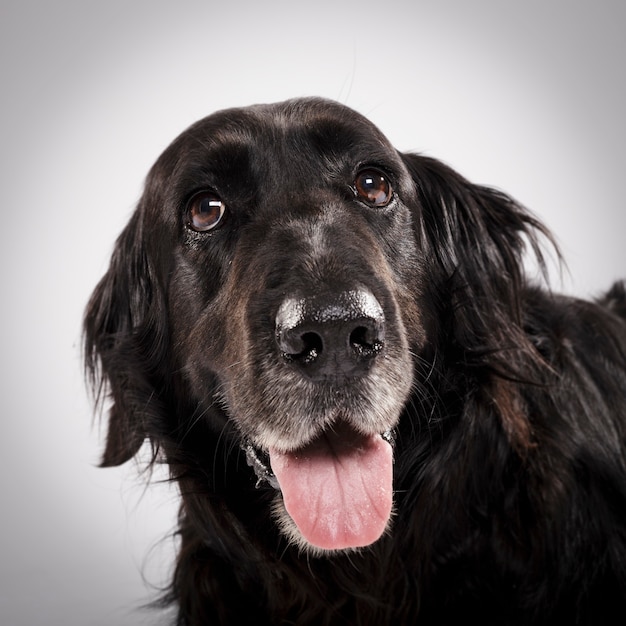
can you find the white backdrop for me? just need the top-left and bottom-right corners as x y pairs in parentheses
(1, 1), (624, 624)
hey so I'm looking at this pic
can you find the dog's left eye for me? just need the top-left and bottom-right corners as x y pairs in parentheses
(187, 191), (227, 232)
(354, 169), (393, 207)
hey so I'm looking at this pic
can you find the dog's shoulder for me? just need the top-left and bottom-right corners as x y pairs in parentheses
(523, 280), (626, 360)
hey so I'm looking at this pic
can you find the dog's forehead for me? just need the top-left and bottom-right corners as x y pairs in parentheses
(176, 98), (397, 167)
(147, 99), (413, 213)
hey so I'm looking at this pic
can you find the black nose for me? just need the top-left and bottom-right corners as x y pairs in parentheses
(275, 289), (385, 382)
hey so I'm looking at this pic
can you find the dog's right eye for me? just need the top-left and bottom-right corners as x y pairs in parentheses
(187, 191), (227, 232)
(354, 168), (393, 207)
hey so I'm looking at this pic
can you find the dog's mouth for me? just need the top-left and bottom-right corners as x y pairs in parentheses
(244, 424), (395, 551)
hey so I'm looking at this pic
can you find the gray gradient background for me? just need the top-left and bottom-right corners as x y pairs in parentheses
(1, 0), (624, 624)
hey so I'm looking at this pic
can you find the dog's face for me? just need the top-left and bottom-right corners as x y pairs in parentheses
(87, 97), (541, 555)
(160, 99), (426, 551)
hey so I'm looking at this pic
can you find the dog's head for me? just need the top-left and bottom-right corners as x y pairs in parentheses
(84, 98), (548, 554)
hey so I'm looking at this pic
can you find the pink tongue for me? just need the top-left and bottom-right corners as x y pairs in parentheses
(269, 428), (393, 551)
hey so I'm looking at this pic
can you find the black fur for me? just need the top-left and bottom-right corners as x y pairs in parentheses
(84, 98), (626, 625)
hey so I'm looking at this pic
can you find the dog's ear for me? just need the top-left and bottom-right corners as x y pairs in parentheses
(84, 205), (169, 467)
(402, 154), (552, 318)
(402, 154), (557, 449)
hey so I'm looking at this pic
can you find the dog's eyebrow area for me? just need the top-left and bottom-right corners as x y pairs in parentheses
(172, 106), (406, 203)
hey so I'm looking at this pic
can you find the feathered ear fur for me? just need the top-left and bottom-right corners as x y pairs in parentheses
(402, 154), (557, 449)
(83, 208), (169, 467)
(402, 154), (554, 316)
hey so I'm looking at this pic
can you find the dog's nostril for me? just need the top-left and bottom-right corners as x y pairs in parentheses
(350, 326), (372, 348)
(350, 326), (384, 359)
(280, 331), (324, 364)
(301, 332), (324, 359)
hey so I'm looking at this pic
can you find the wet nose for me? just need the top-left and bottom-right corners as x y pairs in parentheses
(275, 289), (385, 382)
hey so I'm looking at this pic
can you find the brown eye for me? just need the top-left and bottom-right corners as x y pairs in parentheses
(187, 191), (226, 232)
(354, 169), (393, 207)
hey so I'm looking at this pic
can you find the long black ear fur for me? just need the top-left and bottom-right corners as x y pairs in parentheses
(403, 153), (557, 342)
(402, 154), (558, 447)
(83, 209), (169, 466)
(403, 154), (555, 315)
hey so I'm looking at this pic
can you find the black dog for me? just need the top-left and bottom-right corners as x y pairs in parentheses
(84, 98), (626, 625)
